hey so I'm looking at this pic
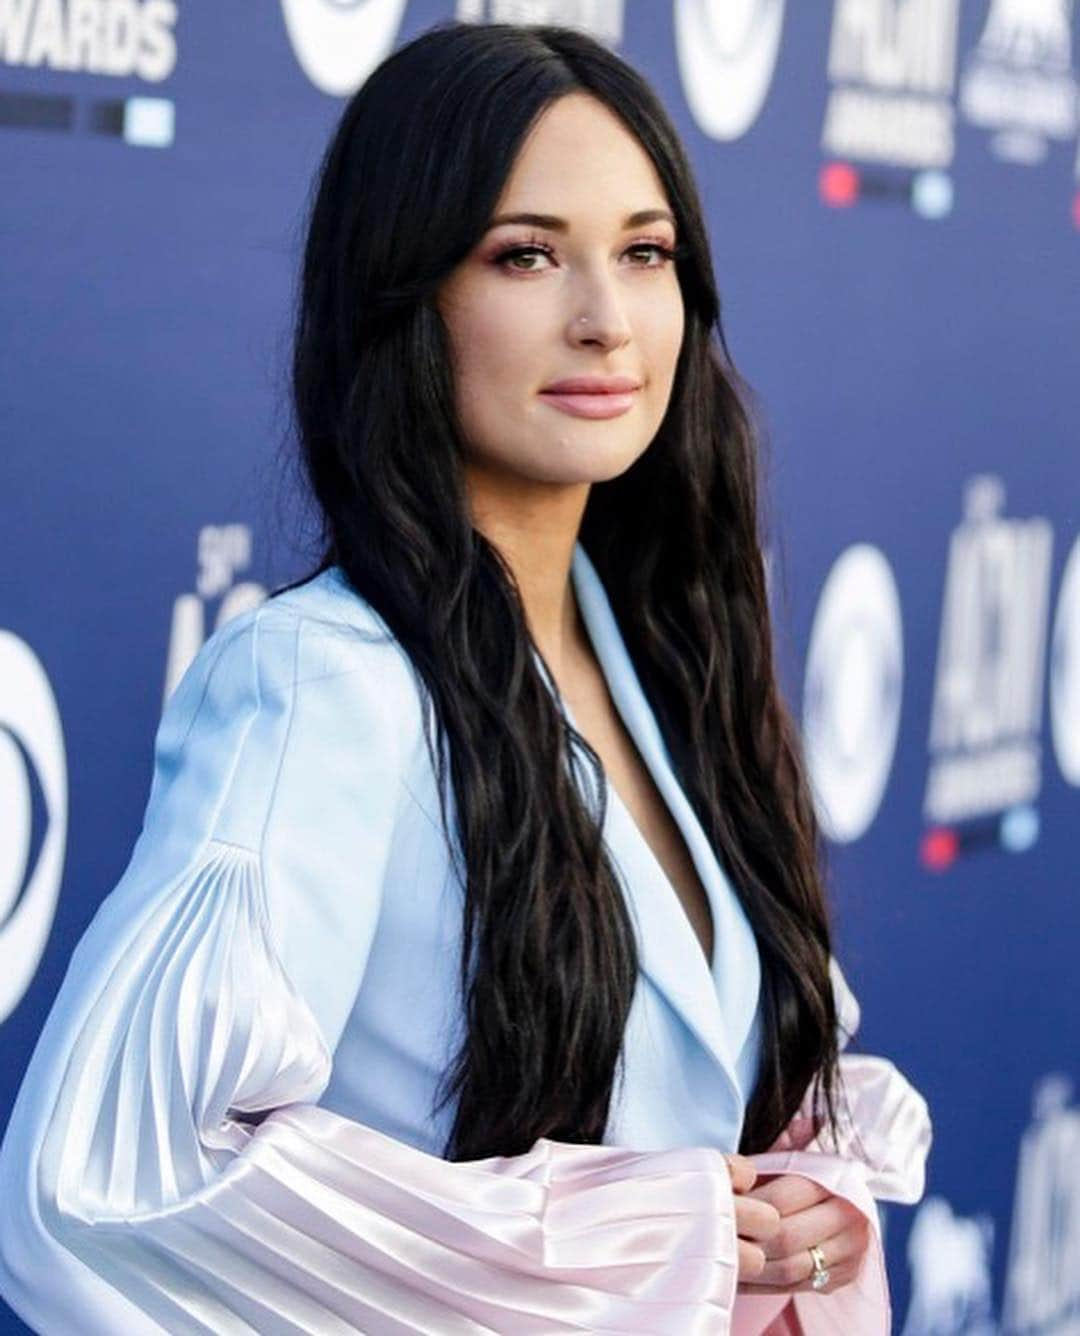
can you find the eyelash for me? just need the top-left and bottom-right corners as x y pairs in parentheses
(493, 237), (684, 273)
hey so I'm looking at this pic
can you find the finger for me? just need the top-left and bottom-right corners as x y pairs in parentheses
(723, 1152), (757, 1194)
(738, 1239), (767, 1282)
(760, 1198), (863, 1260)
(737, 1258), (859, 1296)
(733, 1195), (782, 1244)
(743, 1173), (830, 1215)
(757, 1222), (868, 1289)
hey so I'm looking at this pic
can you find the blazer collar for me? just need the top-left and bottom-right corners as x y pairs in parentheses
(555, 542), (761, 1116)
(319, 552), (761, 1113)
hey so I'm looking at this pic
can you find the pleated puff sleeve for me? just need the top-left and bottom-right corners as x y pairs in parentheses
(0, 599), (748, 1335)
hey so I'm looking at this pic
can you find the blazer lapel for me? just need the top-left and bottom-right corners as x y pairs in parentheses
(322, 553), (761, 1116)
(553, 543), (762, 1115)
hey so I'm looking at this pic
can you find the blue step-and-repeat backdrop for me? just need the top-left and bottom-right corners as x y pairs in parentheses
(2, 3), (1078, 1331)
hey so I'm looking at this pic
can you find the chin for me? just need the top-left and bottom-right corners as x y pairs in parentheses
(548, 431), (652, 475)
(470, 430), (652, 487)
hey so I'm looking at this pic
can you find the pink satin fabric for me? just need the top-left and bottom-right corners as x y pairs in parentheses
(22, 837), (929, 1333)
(733, 1051), (932, 1335)
(30, 1048), (926, 1333)
(175, 1103), (744, 1332)
(158, 1046), (918, 1334)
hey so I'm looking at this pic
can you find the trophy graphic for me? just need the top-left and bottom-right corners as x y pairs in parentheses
(973, 0), (1074, 69)
(960, 0), (1079, 163)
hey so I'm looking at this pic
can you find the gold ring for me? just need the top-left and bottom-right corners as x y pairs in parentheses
(808, 1242), (830, 1291)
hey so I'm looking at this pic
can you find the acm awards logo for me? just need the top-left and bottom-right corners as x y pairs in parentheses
(799, 488), (1079, 857)
(164, 525), (266, 705)
(0, 633), (67, 1024)
(673, 0), (787, 141)
(820, 0), (963, 218)
(901, 1074), (1080, 1335)
(0, 0), (177, 145)
(960, 0), (1079, 168)
(0, 0), (177, 80)
(921, 476), (1054, 868)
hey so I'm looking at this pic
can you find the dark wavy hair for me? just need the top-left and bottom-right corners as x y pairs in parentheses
(283, 19), (843, 1161)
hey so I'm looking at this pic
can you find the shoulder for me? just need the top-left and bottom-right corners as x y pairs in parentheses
(180, 567), (426, 738)
(150, 568), (433, 838)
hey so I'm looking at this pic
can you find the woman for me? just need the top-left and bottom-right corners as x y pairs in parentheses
(0, 21), (930, 1334)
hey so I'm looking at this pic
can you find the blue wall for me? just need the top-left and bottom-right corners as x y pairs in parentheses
(2, 4), (1078, 1331)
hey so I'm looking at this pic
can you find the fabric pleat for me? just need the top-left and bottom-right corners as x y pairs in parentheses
(0, 578), (933, 1335)
(36, 838), (741, 1334)
(10, 837), (932, 1336)
(17, 833), (932, 1334)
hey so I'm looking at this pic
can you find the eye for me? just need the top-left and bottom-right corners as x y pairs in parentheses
(495, 243), (555, 273)
(492, 238), (683, 274)
(624, 241), (679, 267)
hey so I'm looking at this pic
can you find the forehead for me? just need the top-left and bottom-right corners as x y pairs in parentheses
(495, 92), (670, 218)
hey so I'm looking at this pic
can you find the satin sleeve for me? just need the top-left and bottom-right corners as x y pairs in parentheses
(0, 603), (743, 1335)
(732, 955), (933, 1336)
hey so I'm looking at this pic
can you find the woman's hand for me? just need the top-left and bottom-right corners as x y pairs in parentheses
(723, 1154), (781, 1282)
(733, 1172), (871, 1294)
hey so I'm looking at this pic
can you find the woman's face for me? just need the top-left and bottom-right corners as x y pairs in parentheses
(437, 92), (685, 494)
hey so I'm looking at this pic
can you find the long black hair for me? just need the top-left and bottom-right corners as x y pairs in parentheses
(285, 19), (843, 1160)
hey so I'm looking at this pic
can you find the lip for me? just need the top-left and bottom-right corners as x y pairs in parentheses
(539, 391), (637, 419)
(539, 376), (641, 394)
(538, 375), (641, 420)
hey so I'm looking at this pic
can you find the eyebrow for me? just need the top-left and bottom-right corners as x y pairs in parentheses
(485, 208), (676, 232)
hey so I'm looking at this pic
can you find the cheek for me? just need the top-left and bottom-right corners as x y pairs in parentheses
(636, 285), (684, 386)
(447, 287), (544, 390)
(442, 293), (548, 456)
(657, 288), (686, 362)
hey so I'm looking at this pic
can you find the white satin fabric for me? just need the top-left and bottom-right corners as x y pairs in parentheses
(0, 545), (931, 1333)
(41, 834), (742, 1332)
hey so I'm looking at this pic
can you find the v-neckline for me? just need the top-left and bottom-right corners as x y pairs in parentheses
(560, 547), (724, 985)
(562, 705), (715, 974)
(553, 544), (761, 1103)
(323, 547), (762, 1113)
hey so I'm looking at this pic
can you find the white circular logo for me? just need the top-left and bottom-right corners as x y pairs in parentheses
(280, 0), (409, 96)
(802, 545), (904, 844)
(674, 0), (786, 141)
(0, 632), (67, 1022)
(1050, 535), (1080, 786)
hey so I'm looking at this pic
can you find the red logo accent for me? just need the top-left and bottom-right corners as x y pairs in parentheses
(921, 827), (959, 871)
(820, 162), (860, 208)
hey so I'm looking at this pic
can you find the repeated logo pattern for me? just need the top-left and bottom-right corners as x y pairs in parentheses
(279, 0), (409, 96)
(0, 634), (67, 1024)
(802, 544), (904, 844)
(673, 0), (787, 140)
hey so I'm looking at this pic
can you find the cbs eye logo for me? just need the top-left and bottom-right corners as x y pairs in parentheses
(0, 632), (67, 1023)
(280, 0), (409, 96)
(801, 544), (904, 844)
(674, 0), (787, 141)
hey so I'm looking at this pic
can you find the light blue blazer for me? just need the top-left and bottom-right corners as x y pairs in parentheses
(0, 541), (769, 1331)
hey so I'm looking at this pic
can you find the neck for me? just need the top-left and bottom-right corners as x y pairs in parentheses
(466, 467), (590, 681)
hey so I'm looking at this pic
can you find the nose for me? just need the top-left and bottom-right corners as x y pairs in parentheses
(566, 271), (632, 351)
